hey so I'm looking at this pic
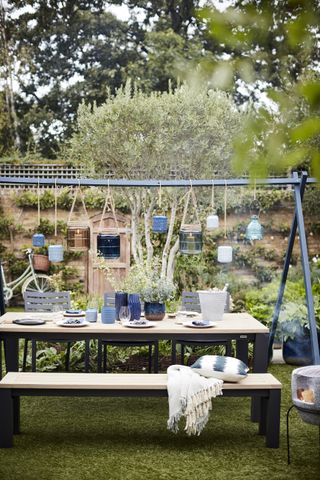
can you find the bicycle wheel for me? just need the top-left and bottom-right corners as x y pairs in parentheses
(21, 274), (52, 294)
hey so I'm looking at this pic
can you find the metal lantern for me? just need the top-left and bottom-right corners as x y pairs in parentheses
(217, 245), (233, 263)
(48, 245), (64, 262)
(152, 215), (168, 233)
(246, 215), (264, 241)
(32, 233), (45, 247)
(97, 233), (120, 259)
(206, 214), (219, 231)
(179, 225), (202, 255)
(67, 226), (90, 251)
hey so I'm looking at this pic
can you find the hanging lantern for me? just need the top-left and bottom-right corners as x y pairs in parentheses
(218, 245), (233, 263)
(97, 233), (120, 259)
(67, 226), (90, 251)
(179, 225), (202, 255)
(206, 214), (219, 231)
(245, 215), (264, 241)
(48, 245), (64, 262)
(32, 233), (45, 247)
(152, 215), (168, 233)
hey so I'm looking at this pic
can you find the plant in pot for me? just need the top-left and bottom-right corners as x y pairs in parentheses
(279, 301), (320, 366)
(140, 270), (176, 321)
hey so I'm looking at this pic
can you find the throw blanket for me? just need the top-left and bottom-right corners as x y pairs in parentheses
(167, 365), (223, 436)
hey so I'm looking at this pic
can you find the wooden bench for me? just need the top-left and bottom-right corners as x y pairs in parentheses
(0, 372), (281, 448)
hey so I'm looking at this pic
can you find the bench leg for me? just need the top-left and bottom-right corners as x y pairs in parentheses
(266, 389), (281, 448)
(0, 389), (13, 447)
(13, 396), (20, 434)
(258, 396), (267, 436)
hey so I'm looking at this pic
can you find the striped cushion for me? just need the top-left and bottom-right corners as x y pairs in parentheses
(191, 355), (249, 382)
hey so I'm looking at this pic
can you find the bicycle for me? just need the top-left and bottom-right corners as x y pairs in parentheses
(1, 248), (52, 303)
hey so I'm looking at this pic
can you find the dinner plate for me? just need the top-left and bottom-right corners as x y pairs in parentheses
(122, 321), (156, 328)
(182, 321), (216, 328)
(13, 319), (46, 326)
(56, 319), (90, 327)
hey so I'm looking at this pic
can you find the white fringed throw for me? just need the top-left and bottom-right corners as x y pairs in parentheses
(167, 365), (223, 436)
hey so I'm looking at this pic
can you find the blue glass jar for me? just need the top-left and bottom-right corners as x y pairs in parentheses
(97, 234), (120, 259)
(128, 294), (141, 320)
(144, 302), (165, 321)
(32, 233), (45, 247)
(152, 216), (168, 233)
(48, 245), (64, 262)
(115, 292), (128, 320)
(101, 306), (116, 324)
(245, 215), (264, 241)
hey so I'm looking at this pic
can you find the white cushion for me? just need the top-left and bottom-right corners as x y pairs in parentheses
(191, 355), (249, 382)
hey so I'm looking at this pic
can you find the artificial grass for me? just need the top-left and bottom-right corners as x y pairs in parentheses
(0, 365), (319, 480)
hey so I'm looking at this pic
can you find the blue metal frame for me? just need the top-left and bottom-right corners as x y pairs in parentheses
(0, 172), (319, 365)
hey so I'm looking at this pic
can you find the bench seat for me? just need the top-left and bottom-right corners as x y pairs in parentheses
(0, 372), (281, 448)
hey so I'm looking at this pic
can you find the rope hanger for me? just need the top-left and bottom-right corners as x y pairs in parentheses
(98, 180), (120, 233)
(67, 179), (90, 226)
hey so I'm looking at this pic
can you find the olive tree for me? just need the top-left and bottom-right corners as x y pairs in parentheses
(68, 82), (241, 279)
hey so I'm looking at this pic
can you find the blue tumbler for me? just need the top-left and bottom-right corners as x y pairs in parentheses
(128, 294), (141, 320)
(101, 306), (116, 324)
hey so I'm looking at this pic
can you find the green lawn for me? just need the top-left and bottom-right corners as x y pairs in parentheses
(0, 365), (319, 480)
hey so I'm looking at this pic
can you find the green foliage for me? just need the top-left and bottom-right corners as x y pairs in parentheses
(197, 2), (320, 177)
(68, 82), (241, 179)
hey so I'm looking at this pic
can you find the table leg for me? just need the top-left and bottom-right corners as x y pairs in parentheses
(85, 340), (90, 373)
(252, 333), (269, 373)
(4, 337), (19, 372)
(236, 336), (248, 364)
(251, 333), (269, 422)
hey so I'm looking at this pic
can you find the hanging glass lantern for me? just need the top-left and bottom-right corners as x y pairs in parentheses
(206, 214), (219, 231)
(152, 215), (168, 233)
(67, 226), (90, 251)
(97, 233), (120, 259)
(179, 225), (202, 255)
(246, 215), (264, 241)
(48, 245), (64, 262)
(218, 245), (233, 263)
(32, 233), (45, 247)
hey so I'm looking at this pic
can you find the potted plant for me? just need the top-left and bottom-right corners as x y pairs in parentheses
(140, 271), (176, 321)
(279, 302), (320, 366)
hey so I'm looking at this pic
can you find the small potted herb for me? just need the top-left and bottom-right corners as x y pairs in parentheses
(140, 271), (176, 321)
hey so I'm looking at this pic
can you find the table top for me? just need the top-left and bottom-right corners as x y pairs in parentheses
(0, 311), (268, 334)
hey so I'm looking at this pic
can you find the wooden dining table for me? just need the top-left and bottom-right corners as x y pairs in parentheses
(0, 311), (269, 374)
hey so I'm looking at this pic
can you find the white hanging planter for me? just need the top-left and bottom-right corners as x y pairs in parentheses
(218, 245), (233, 263)
(206, 214), (219, 230)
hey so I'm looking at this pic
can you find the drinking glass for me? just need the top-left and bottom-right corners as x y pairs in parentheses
(119, 306), (131, 324)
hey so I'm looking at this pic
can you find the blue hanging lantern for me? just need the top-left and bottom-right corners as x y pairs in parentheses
(246, 215), (264, 241)
(97, 233), (120, 259)
(48, 245), (64, 262)
(152, 215), (168, 233)
(32, 233), (45, 247)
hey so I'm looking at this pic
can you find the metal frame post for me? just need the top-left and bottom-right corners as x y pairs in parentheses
(294, 173), (320, 364)
(268, 172), (320, 364)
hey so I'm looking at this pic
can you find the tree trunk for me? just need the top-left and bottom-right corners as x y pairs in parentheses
(143, 191), (155, 268)
(161, 196), (177, 277)
(0, 2), (21, 151)
(166, 237), (180, 281)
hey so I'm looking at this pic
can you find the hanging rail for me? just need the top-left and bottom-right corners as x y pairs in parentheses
(0, 176), (317, 188)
